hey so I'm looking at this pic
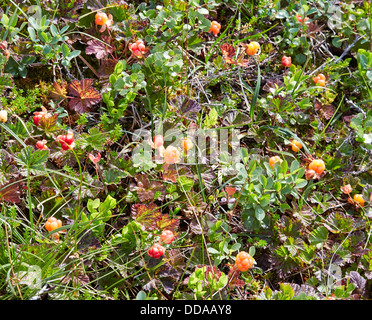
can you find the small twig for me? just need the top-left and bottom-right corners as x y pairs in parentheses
(346, 98), (366, 118)
(309, 36), (361, 77)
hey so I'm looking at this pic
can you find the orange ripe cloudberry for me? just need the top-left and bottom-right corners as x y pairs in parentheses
(269, 156), (282, 169)
(160, 230), (175, 244)
(164, 145), (180, 164)
(291, 139), (302, 152)
(235, 251), (254, 272)
(45, 216), (62, 232)
(282, 56), (291, 68)
(208, 21), (221, 36)
(95, 12), (108, 26)
(353, 194), (365, 207)
(246, 41), (260, 56)
(309, 159), (325, 174)
(181, 137), (193, 151)
(148, 243), (165, 259)
(313, 74), (326, 87)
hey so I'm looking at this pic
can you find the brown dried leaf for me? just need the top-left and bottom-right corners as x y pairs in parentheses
(68, 79), (102, 113)
(315, 100), (336, 120)
(0, 180), (22, 203)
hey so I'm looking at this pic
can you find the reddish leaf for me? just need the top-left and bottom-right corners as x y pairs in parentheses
(0, 180), (22, 203)
(163, 166), (193, 183)
(131, 203), (162, 230)
(227, 265), (245, 288)
(163, 169), (178, 183)
(225, 186), (237, 196)
(39, 114), (58, 132)
(50, 81), (68, 101)
(156, 214), (180, 232)
(221, 43), (249, 67)
(221, 43), (236, 65)
(68, 79), (102, 113)
(85, 39), (113, 60)
(130, 174), (165, 202)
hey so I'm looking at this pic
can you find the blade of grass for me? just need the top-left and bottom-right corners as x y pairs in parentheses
(250, 59), (261, 121)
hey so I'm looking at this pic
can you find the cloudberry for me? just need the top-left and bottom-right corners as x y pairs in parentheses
(45, 216), (62, 232)
(341, 184), (352, 195)
(56, 131), (75, 151)
(313, 74), (326, 86)
(291, 139), (302, 152)
(296, 14), (309, 24)
(148, 243), (165, 259)
(309, 159), (325, 174)
(33, 107), (51, 126)
(246, 41), (260, 56)
(353, 194), (365, 207)
(160, 230), (175, 244)
(95, 12), (108, 26)
(0, 110), (7, 123)
(154, 135), (164, 149)
(129, 40), (146, 58)
(164, 146), (180, 164)
(181, 137), (193, 151)
(36, 140), (48, 150)
(282, 56), (291, 68)
(208, 21), (221, 36)
(235, 251), (254, 272)
(269, 156), (282, 169)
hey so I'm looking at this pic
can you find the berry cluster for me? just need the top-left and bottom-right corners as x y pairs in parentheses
(147, 229), (176, 259)
(56, 131), (75, 151)
(282, 55), (291, 68)
(313, 73), (326, 87)
(45, 216), (64, 240)
(245, 41), (260, 56)
(269, 156), (282, 169)
(291, 139), (302, 152)
(129, 39), (146, 58)
(45, 216), (63, 232)
(235, 251), (254, 272)
(296, 14), (309, 24)
(33, 106), (51, 126)
(36, 139), (48, 150)
(208, 21), (221, 36)
(94, 11), (113, 32)
(306, 158), (326, 180)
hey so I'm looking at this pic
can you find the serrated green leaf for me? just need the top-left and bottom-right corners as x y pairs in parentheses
(15, 146), (48, 176)
(309, 226), (328, 249)
(204, 108), (218, 128)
